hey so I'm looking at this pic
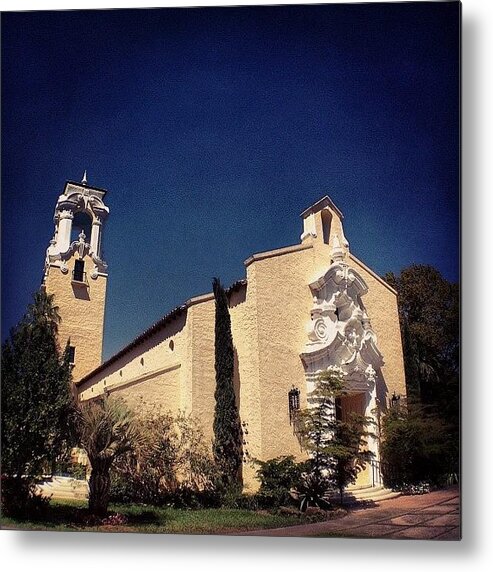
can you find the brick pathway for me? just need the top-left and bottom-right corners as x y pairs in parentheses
(241, 486), (460, 540)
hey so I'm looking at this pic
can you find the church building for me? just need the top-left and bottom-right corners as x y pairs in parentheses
(43, 176), (406, 491)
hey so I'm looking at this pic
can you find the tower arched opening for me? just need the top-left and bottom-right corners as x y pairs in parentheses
(71, 211), (92, 244)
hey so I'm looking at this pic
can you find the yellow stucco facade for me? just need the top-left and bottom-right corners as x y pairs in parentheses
(44, 253), (107, 381)
(74, 194), (406, 491)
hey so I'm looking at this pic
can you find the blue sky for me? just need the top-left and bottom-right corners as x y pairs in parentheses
(1, 3), (460, 360)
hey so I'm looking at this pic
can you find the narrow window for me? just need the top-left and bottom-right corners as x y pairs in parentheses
(68, 346), (76, 365)
(73, 259), (85, 282)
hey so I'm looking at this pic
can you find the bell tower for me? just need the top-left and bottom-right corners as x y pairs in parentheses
(43, 173), (109, 381)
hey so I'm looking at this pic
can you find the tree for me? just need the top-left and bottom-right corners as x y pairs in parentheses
(384, 265), (459, 403)
(380, 400), (455, 488)
(384, 265), (459, 479)
(1, 289), (75, 516)
(76, 395), (141, 517)
(212, 277), (242, 491)
(297, 367), (374, 506)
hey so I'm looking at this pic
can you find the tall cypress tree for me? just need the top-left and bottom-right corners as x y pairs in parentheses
(212, 277), (242, 490)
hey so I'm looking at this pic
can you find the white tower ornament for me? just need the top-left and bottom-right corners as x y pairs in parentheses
(81, 170), (88, 186)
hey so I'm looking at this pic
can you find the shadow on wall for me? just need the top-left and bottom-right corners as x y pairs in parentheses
(233, 346), (240, 411)
(233, 345), (245, 486)
(376, 368), (389, 412)
(72, 283), (90, 301)
(229, 284), (247, 308)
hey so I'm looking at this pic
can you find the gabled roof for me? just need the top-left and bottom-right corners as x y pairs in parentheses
(300, 195), (344, 220)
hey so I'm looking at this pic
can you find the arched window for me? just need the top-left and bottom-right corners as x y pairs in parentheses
(71, 211), (92, 244)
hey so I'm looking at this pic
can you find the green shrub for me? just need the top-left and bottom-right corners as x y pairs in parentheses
(220, 490), (259, 511)
(166, 484), (222, 509)
(110, 411), (221, 508)
(68, 463), (87, 480)
(254, 456), (306, 508)
(292, 471), (332, 512)
(1, 476), (50, 519)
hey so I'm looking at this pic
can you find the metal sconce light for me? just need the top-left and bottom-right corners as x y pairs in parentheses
(390, 391), (401, 407)
(288, 386), (300, 424)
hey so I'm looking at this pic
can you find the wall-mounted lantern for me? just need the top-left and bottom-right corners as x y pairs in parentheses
(390, 391), (401, 407)
(288, 386), (300, 424)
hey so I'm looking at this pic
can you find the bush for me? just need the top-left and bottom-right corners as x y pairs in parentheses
(108, 472), (136, 505)
(220, 489), (259, 511)
(68, 463), (87, 480)
(1, 476), (50, 519)
(110, 411), (221, 508)
(254, 456), (306, 509)
(165, 484), (222, 509)
(292, 470), (333, 512)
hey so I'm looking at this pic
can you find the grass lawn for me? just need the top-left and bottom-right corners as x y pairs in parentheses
(0, 498), (321, 534)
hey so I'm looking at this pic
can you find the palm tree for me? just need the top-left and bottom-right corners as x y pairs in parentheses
(26, 290), (62, 336)
(76, 396), (141, 516)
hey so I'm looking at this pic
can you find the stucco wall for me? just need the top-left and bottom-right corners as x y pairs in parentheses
(250, 246), (314, 463)
(78, 311), (188, 414)
(45, 255), (107, 381)
(188, 298), (216, 445)
(229, 277), (262, 490)
(113, 364), (182, 415)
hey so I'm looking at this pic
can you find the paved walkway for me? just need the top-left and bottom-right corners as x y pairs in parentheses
(243, 486), (460, 540)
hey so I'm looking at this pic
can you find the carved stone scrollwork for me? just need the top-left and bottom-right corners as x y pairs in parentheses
(300, 250), (384, 393)
(312, 318), (328, 341)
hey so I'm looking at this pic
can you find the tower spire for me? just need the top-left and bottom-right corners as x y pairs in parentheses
(81, 170), (88, 185)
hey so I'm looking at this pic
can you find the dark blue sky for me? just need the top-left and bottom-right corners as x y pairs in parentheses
(2, 2), (460, 360)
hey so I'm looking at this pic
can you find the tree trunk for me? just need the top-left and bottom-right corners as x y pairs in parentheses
(88, 467), (110, 517)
